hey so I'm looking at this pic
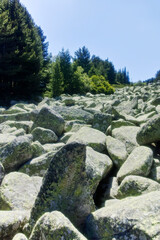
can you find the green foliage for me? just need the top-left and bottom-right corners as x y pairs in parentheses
(0, 0), (50, 103)
(116, 68), (130, 84)
(89, 75), (115, 94)
(74, 46), (91, 74)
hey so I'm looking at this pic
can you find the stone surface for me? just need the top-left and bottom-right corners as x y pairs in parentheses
(0, 162), (5, 185)
(116, 175), (160, 199)
(112, 126), (140, 154)
(0, 172), (42, 210)
(28, 142), (103, 232)
(29, 211), (87, 240)
(31, 127), (58, 144)
(0, 210), (30, 240)
(12, 233), (28, 240)
(86, 191), (160, 240)
(117, 146), (153, 182)
(106, 136), (128, 168)
(67, 126), (106, 152)
(0, 135), (33, 173)
(19, 152), (56, 177)
(137, 114), (160, 145)
(92, 113), (112, 133)
(32, 106), (65, 137)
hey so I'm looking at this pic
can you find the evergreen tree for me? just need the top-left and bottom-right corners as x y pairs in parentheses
(51, 58), (64, 97)
(74, 46), (91, 73)
(58, 49), (73, 94)
(0, 0), (48, 102)
(116, 68), (130, 84)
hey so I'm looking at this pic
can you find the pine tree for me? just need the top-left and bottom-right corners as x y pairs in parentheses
(0, 0), (48, 102)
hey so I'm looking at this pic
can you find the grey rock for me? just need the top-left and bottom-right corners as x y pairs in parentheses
(31, 127), (58, 144)
(117, 146), (153, 182)
(67, 127), (106, 153)
(29, 211), (87, 240)
(0, 172), (42, 210)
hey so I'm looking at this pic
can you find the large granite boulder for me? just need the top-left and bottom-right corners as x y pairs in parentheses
(28, 142), (112, 233)
(137, 114), (160, 145)
(0, 210), (29, 240)
(32, 106), (65, 137)
(116, 175), (160, 199)
(112, 126), (140, 154)
(0, 135), (33, 173)
(0, 172), (42, 210)
(106, 136), (128, 168)
(67, 127), (106, 152)
(92, 113), (112, 133)
(19, 152), (56, 177)
(117, 146), (153, 182)
(29, 211), (87, 240)
(31, 127), (58, 144)
(86, 191), (160, 240)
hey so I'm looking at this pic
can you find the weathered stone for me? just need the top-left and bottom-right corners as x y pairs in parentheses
(52, 105), (93, 124)
(103, 177), (118, 200)
(0, 210), (30, 240)
(28, 142), (100, 232)
(2, 120), (33, 134)
(19, 152), (56, 177)
(112, 126), (140, 154)
(31, 141), (44, 158)
(0, 172), (42, 210)
(0, 135), (33, 173)
(92, 113), (112, 133)
(32, 106), (65, 136)
(117, 146), (153, 182)
(29, 211), (87, 240)
(0, 162), (5, 185)
(116, 175), (160, 199)
(137, 114), (160, 144)
(43, 142), (65, 152)
(12, 233), (28, 240)
(106, 136), (128, 168)
(86, 191), (160, 240)
(31, 127), (58, 144)
(67, 127), (106, 152)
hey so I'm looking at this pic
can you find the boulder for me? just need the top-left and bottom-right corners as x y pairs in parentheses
(117, 146), (153, 182)
(116, 175), (160, 199)
(92, 113), (112, 133)
(32, 106), (65, 137)
(86, 191), (160, 240)
(12, 233), (28, 240)
(112, 126), (140, 154)
(67, 127), (106, 152)
(31, 127), (58, 144)
(2, 120), (33, 133)
(137, 114), (160, 145)
(0, 135), (33, 173)
(28, 142), (111, 232)
(0, 210), (29, 240)
(52, 105), (93, 124)
(0, 172), (42, 210)
(29, 211), (87, 240)
(19, 152), (56, 177)
(106, 136), (128, 168)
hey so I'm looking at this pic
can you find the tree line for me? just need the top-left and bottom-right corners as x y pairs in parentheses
(0, 0), (130, 104)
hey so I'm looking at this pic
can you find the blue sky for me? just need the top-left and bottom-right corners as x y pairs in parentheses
(20, 0), (160, 82)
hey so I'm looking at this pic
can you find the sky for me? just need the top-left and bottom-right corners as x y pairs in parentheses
(20, 0), (160, 82)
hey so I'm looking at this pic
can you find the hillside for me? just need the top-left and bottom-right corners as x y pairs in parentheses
(0, 81), (160, 239)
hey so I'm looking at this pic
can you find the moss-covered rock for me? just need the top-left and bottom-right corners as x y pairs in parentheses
(0, 172), (42, 210)
(106, 136), (128, 168)
(117, 146), (153, 182)
(31, 127), (58, 144)
(0, 135), (33, 173)
(116, 175), (160, 199)
(28, 142), (96, 232)
(67, 127), (106, 153)
(0, 210), (30, 240)
(86, 191), (160, 240)
(32, 106), (65, 137)
(29, 211), (87, 240)
(92, 113), (112, 133)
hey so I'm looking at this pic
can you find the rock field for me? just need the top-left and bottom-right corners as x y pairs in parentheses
(1, 81), (160, 239)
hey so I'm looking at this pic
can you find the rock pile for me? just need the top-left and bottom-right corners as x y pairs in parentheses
(0, 81), (160, 239)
